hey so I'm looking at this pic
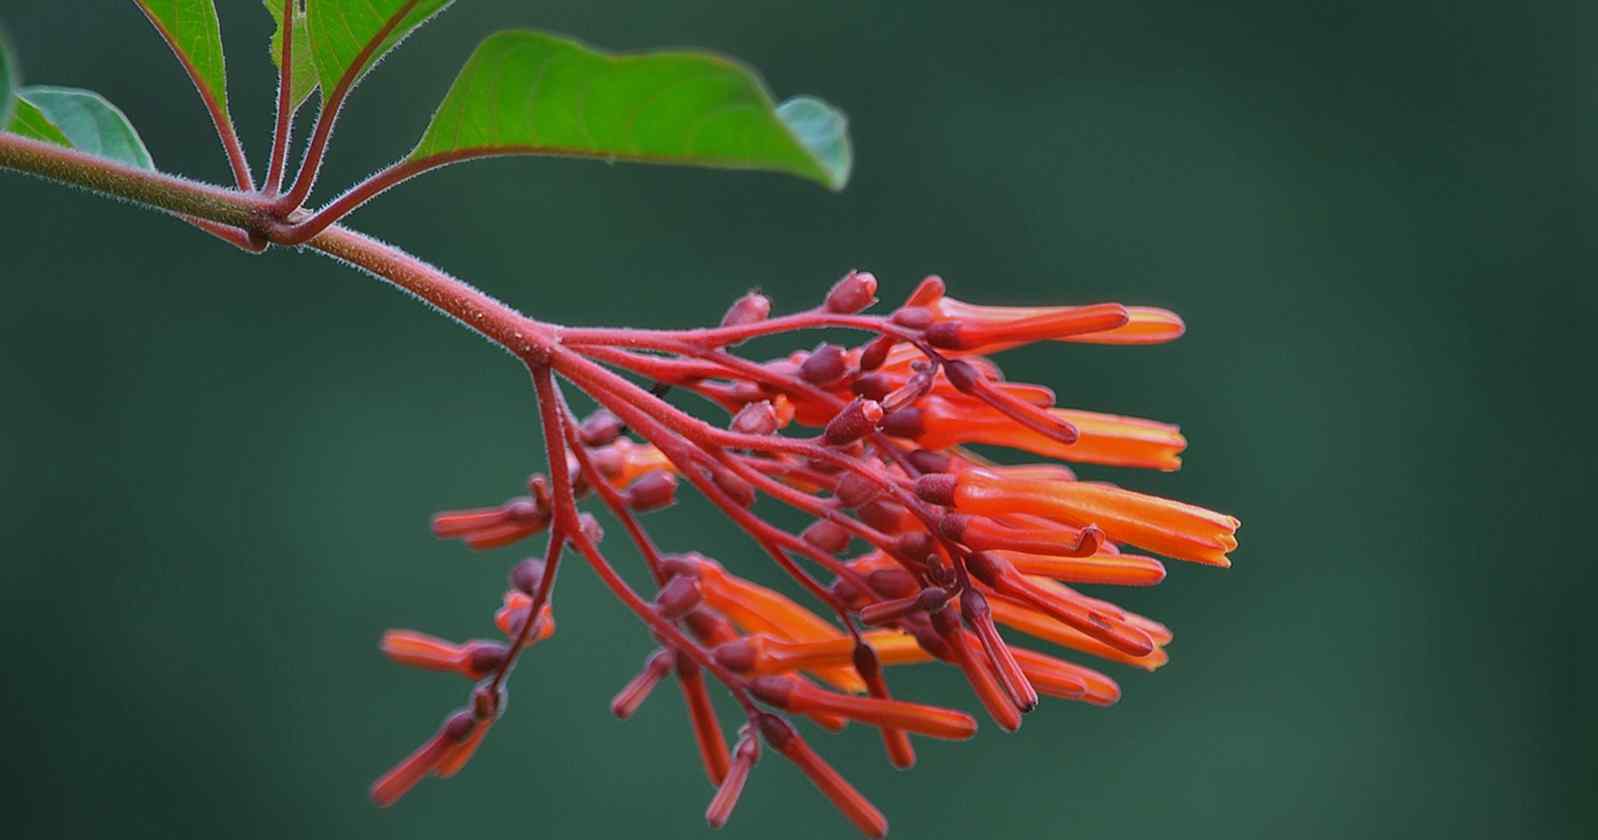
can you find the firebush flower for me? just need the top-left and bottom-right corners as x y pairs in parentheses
(375, 271), (1239, 836)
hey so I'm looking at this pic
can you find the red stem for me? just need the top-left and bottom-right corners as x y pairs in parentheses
(133, 4), (254, 191)
(484, 523), (566, 699)
(274, 0), (422, 214)
(532, 368), (757, 714)
(264, 0), (298, 196)
(562, 311), (925, 353)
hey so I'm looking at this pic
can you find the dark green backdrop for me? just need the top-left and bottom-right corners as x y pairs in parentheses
(2, 1), (1592, 837)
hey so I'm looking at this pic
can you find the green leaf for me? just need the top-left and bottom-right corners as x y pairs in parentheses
(1, 29), (16, 130)
(409, 31), (853, 190)
(133, 1), (231, 120)
(8, 87), (154, 170)
(263, 0), (318, 111)
(7, 97), (72, 147)
(306, 0), (453, 96)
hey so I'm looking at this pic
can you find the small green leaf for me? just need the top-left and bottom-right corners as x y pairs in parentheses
(133, 1), (231, 119)
(7, 97), (72, 147)
(1, 29), (16, 130)
(9, 87), (154, 170)
(410, 31), (853, 190)
(307, 0), (453, 96)
(263, 0), (318, 111)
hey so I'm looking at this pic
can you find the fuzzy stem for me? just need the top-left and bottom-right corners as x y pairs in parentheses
(273, 0), (422, 213)
(264, 0), (299, 196)
(133, 2), (255, 191)
(532, 368), (757, 714)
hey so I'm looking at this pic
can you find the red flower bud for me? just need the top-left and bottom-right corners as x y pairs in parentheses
(623, 470), (678, 512)
(730, 400), (780, 436)
(824, 270), (877, 314)
(721, 292), (772, 328)
(822, 399), (883, 446)
(799, 343), (849, 385)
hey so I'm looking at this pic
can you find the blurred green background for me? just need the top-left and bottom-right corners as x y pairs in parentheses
(2, 1), (1593, 837)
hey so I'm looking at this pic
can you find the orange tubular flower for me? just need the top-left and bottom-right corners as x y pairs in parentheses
(371, 271), (1238, 837)
(937, 467), (1240, 566)
(891, 395), (1188, 471)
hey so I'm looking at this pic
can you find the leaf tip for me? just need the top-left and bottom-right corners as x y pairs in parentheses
(778, 95), (853, 191)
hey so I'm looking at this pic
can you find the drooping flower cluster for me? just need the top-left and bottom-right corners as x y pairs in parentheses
(372, 272), (1239, 836)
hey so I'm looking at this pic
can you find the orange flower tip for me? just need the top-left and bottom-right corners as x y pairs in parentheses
(962, 590), (1040, 712)
(677, 661), (733, 786)
(435, 718), (494, 779)
(926, 303), (1130, 351)
(369, 711), (474, 808)
(930, 609), (1022, 733)
(906, 274), (946, 307)
(756, 713), (889, 839)
(429, 506), (504, 537)
(825, 270), (879, 314)
(721, 291), (772, 329)
(577, 409), (625, 447)
(802, 519), (852, 554)
(705, 734), (760, 829)
(380, 630), (505, 678)
(655, 575), (704, 621)
(913, 474), (958, 506)
(1066, 306), (1186, 345)
(611, 649), (674, 719)
(495, 601), (556, 644)
(823, 399), (885, 446)
(751, 677), (976, 741)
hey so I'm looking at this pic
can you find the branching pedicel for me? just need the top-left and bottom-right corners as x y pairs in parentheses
(0, 3), (1240, 836)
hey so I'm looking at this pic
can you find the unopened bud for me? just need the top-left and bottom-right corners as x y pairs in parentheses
(802, 520), (851, 554)
(890, 306), (935, 329)
(711, 465), (756, 508)
(655, 575), (703, 620)
(833, 472), (880, 508)
(824, 270), (877, 314)
(858, 336), (895, 371)
(799, 344), (848, 386)
(731, 401), (780, 436)
(822, 399), (883, 446)
(578, 410), (625, 446)
(578, 512), (605, 545)
(721, 292), (772, 329)
(510, 557), (546, 595)
(624, 470), (678, 512)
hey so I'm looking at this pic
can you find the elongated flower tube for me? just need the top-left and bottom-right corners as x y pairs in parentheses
(369, 271), (1239, 837)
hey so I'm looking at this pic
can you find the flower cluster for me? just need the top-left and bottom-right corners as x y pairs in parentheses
(372, 272), (1239, 836)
